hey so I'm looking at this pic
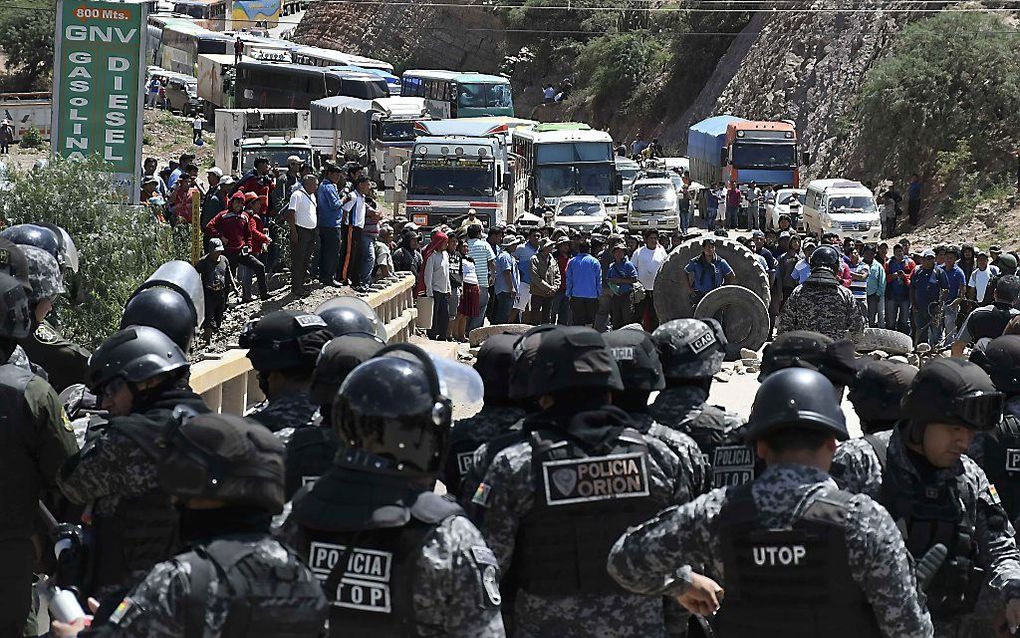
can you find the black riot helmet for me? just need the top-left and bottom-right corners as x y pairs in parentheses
(121, 287), (197, 352)
(240, 310), (334, 375)
(314, 296), (387, 341)
(848, 360), (918, 434)
(603, 327), (666, 393)
(651, 318), (727, 381)
(809, 245), (841, 273)
(0, 271), (32, 340)
(759, 331), (862, 389)
(903, 358), (1004, 431)
(508, 325), (623, 400)
(474, 334), (520, 403)
(86, 325), (189, 393)
(157, 411), (285, 513)
(0, 224), (60, 261)
(972, 335), (1020, 396)
(309, 334), (385, 407)
(333, 343), (452, 476)
(744, 368), (849, 442)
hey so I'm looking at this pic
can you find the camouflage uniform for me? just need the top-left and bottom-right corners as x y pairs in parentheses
(445, 405), (527, 498)
(85, 536), (327, 637)
(776, 269), (866, 342)
(631, 412), (711, 504)
(832, 426), (1020, 636)
(607, 463), (935, 637)
(19, 319), (90, 392)
(247, 392), (319, 442)
(478, 413), (689, 638)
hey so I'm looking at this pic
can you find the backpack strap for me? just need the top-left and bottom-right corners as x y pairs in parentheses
(181, 550), (214, 638)
(863, 434), (888, 472)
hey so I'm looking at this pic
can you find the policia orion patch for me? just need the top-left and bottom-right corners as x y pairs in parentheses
(542, 452), (650, 505)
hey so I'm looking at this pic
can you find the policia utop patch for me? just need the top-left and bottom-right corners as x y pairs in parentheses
(542, 452), (650, 506)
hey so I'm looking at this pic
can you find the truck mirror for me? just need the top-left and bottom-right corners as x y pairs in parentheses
(801, 151), (812, 165)
(720, 148), (728, 167)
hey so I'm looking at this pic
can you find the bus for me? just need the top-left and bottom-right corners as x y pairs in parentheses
(159, 20), (233, 75)
(511, 122), (620, 212)
(325, 66), (400, 96)
(291, 45), (394, 73)
(171, 0), (226, 29)
(234, 61), (389, 109)
(400, 70), (513, 119)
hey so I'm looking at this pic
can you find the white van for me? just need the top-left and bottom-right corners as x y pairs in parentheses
(803, 179), (880, 242)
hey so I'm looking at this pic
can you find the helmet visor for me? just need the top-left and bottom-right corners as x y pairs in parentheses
(953, 390), (1004, 430)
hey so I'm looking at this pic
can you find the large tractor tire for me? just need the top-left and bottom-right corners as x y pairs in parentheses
(694, 285), (771, 360)
(654, 236), (771, 322)
(855, 327), (914, 355)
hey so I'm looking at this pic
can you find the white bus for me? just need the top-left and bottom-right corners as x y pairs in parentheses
(511, 122), (620, 213)
(290, 45), (394, 73)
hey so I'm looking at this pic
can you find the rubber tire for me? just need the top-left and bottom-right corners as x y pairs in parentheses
(654, 236), (771, 322)
(694, 285), (770, 360)
(856, 327), (913, 355)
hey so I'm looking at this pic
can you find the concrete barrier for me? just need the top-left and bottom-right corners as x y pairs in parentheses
(191, 274), (418, 414)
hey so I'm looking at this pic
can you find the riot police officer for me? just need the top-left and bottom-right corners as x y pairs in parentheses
(444, 334), (528, 498)
(648, 319), (750, 488)
(832, 358), (1020, 634)
(776, 244), (866, 342)
(477, 325), (689, 638)
(608, 367), (934, 638)
(970, 334), (1020, 529)
(240, 310), (334, 437)
(16, 245), (90, 392)
(280, 344), (506, 637)
(314, 296), (388, 342)
(847, 359), (917, 434)
(53, 412), (328, 637)
(0, 271), (78, 635)
(758, 329), (861, 399)
(56, 326), (211, 602)
(0, 239), (41, 374)
(120, 287), (197, 353)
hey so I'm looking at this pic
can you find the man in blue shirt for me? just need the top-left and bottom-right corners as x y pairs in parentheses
(316, 165), (345, 286)
(607, 242), (638, 329)
(937, 245), (967, 346)
(565, 240), (602, 327)
(493, 234), (521, 324)
(910, 249), (948, 346)
(514, 228), (541, 324)
(684, 238), (735, 310)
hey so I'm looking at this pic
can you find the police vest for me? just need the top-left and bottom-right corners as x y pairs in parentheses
(0, 364), (43, 539)
(515, 428), (662, 597)
(89, 420), (180, 592)
(285, 426), (339, 500)
(714, 483), (881, 638)
(866, 434), (983, 619)
(180, 535), (328, 638)
(982, 414), (1020, 525)
(293, 467), (477, 637)
(682, 405), (758, 488)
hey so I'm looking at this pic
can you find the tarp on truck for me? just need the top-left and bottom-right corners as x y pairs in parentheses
(687, 115), (745, 161)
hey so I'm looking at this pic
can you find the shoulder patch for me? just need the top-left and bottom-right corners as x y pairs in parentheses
(61, 408), (73, 432)
(35, 323), (59, 344)
(109, 597), (134, 624)
(987, 484), (1002, 506)
(471, 482), (492, 508)
(471, 546), (497, 566)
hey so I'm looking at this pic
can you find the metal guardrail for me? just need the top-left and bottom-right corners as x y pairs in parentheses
(190, 274), (418, 414)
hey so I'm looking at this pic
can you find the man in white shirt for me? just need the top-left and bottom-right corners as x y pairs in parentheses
(192, 114), (205, 144)
(339, 176), (371, 291)
(631, 229), (668, 329)
(968, 250), (999, 305)
(287, 174), (318, 295)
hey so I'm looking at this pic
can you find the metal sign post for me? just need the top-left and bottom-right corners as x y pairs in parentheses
(51, 0), (148, 202)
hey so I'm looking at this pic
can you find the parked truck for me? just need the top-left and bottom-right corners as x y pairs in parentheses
(214, 108), (314, 175)
(688, 115), (807, 189)
(0, 92), (51, 142)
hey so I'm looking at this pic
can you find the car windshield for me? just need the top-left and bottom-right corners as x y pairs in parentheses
(409, 163), (494, 196)
(377, 121), (416, 141)
(633, 184), (675, 200)
(732, 143), (797, 169)
(536, 164), (614, 198)
(779, 192), (805, 205)
(558, 202), (603, 217)
(618, 167), (639, 181)
(458, 82), (512, 109)
(828, 195), (877, 214)
(240, 147), (312, 172)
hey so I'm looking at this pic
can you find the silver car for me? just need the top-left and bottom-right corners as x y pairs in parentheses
(628, 178), (679, 232)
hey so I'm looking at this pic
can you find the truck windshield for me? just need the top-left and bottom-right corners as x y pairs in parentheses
(241, 147), (312, 172)
(409, 161), (495, 196)
(732, 143), (797, 169)
(377, 121), (417, 141)
(536, 164), (614, 198)
(828, 196), (877, 214)
(458, 83), (512, 109)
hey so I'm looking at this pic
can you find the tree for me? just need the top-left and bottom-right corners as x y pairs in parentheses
(0, 0), (56, 90)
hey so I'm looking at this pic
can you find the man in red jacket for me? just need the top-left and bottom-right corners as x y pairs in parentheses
(205, 191), (271, 300)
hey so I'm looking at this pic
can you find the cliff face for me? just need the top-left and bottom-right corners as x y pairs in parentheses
(293, 0), (506, 73)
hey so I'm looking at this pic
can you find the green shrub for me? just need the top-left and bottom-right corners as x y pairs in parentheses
(17, 126), (43, 149)
(0, 157), (190, 348)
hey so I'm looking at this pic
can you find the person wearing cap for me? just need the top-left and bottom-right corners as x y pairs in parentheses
(565, 239), (602, 327)
(52, 413), (329, 637)
(777, 245), (866, 342)
(885, 242), (915, 333)
(527, 238), (560, 325)
(476, 325), (692, 638)
(832, 359), (1020, 633)
(910, 248), (950, 346)
(459, 208), (485, 234)
(684, 238), (736, 310)
(607, 240), (638, 329)
(609, 368), (933, 638)
(194, 237), (233, 338)
(847, 360), (918, 434)
(493, 233), (521, 324)
(967, 250), (999, 309)
(240, 310), (333, 436)
(952, 274), (1020, 357)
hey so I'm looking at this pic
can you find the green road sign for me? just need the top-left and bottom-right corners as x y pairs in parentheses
(51, 0), (147, 202)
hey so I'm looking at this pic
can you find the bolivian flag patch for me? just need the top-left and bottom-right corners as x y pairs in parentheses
(988, 484), (1002, 506)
